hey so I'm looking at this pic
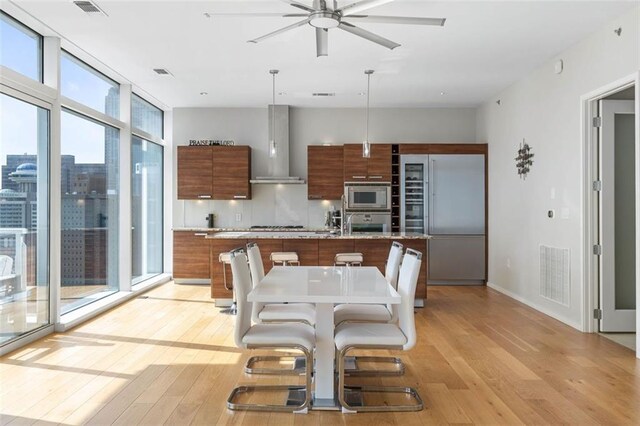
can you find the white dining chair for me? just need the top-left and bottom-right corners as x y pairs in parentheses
(226, 248), (315, 413)
(333, 241), (405, 376)
(334, 248), (423, 413)
(245, 242), (316, 375)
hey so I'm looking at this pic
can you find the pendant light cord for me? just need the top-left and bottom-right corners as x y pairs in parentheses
(272, 71), (276, 143)
(366, 72), (371, 143)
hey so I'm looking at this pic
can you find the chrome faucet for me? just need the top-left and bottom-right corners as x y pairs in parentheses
(345, 213), (354, 236)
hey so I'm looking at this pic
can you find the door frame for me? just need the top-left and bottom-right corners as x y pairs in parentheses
(581, 72), (640, 358)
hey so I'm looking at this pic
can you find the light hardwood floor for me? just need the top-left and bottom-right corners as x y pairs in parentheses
(1, 283), (639, 425)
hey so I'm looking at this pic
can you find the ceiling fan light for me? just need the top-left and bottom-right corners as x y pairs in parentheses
(309, 11), (340, 29)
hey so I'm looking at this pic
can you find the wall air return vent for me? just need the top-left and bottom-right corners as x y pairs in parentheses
(312, 92), (336, 97)
(153, 68), (173, 76)
(539, 245), (570, 306)
(73, 1), (107, 15)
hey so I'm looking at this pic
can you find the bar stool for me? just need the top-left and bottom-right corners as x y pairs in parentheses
(219, 252), (237, 315)
(270, 252), (300, 266)
(334, 253), (363, 267)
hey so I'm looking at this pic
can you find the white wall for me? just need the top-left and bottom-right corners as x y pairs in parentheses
(173, 107), (477, 229)
(476, 7), (639, 330)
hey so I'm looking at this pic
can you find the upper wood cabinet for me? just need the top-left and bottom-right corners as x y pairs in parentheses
(307, 145), (344, 200)
(177, 146), (213, 199)
(177, 145), (251, 200)
(343, 143), (392, 182)
(212, 146), (251, 200)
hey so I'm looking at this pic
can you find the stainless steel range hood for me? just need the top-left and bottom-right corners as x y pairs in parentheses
(250, 105), (305, 184)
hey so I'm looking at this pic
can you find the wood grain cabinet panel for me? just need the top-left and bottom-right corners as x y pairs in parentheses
(354, 239), (390, 275)
(307, 145), (344, 200)
(344, 143), (392, 182)
(173, 231), (211, 279)
(318, 239), (355, 266)
(212, 146), (251, 200)
(177, 146), (213, 200)
(210, 239), (247, 299)
(343, 144), (369, 181)
(283, 240), (319, 266)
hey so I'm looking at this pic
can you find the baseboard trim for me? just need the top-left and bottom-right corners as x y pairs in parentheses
(487, 282), (583, 331)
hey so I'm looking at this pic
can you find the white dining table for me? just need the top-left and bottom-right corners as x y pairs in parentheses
(247, 265), (401, 409)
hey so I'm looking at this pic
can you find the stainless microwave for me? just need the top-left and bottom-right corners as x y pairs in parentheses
(344, 183), (391, 211)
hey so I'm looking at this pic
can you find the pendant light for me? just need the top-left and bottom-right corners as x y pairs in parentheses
(363, 69), (374, 158)
(269, 69), (279, 158)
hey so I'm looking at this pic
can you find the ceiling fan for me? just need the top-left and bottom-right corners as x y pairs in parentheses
(206, 0), (446, 57)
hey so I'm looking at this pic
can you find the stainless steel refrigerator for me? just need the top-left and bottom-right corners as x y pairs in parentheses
(401, 154), (486, 285)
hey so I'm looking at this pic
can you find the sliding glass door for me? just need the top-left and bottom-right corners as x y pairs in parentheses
(0, 92), (50, 344)
(131, 136), (163, 284)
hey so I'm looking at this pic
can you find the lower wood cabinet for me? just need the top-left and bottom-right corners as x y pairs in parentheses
(283, 240), (319, 266)
(210, 239), (247, 299)
(354, 240), (389, 275)
(318, 240), (355, 266)
(251, 239), (283, 275)
(173, 231), (211, 279)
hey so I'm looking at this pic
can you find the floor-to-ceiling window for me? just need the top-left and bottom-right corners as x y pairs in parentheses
(0, 11), (50, 345)
(59, 52), (121, 313)
(0, 93), (49, 344)
(131, 94), (164, 285)
(1, 9), (167, 352)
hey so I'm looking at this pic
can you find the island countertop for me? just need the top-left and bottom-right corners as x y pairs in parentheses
(205, 231), (430, 240)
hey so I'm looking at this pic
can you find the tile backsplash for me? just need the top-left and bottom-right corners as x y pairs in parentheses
(174, 184), (339, 229)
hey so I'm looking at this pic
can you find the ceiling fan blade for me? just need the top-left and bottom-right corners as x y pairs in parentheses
(337, 0), (394, 16)
(316, 28), (328, 57)
(281, 0), (317, 13)
(248, 18), (311, 43)
(205, 13), (309, 18)
(346, 15), (446, 26)
(338, 22), (400, 50)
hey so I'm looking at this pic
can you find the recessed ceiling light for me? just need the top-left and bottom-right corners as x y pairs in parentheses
(357, 92), (365, 96)
(200, 92), (208, 95)
(440, 91), (446, 96)
(278, 92), (287, 96)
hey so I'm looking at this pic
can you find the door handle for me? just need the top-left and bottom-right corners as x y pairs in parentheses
(198, 195), (212, 199)
(352, 175), (366, 179)
(233, 195), (247, 199)
(308, 195), (322, 200)
(194, 233), (208, 237)
(369, 175), (383, 179)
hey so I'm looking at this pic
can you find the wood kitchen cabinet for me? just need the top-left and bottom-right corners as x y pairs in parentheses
(212, 146), (251, 200)
(283, 240), (319, 265)
(177, 145), (252, 200)
(354, 239), (389, 275)
(307, 145), (344, 200)
(173, 231), (211, 279)
(251, 239), (283, 275)
(343, 143), (392, 182)
(210, 239), (248, 299)
(177, 146), (213, 199)
(318, 239), (355, 265)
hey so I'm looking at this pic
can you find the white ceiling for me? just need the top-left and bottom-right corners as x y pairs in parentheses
(10, 0), (637, 108)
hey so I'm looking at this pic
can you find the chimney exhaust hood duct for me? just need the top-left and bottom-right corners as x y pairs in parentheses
(250, 105), (305, 184)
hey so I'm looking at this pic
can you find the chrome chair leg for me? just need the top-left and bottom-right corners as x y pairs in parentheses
(245, 355), (306, 375)
(337, 345), (423, 413)
(344, 355), (405, 377)
(228, 345), (313, 412)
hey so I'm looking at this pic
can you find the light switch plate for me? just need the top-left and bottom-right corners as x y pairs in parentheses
(235, 213), (242, 222)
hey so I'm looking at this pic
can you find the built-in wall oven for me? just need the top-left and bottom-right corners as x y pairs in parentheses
(345, 211), (392, 234)
(344, 182), (391, 211)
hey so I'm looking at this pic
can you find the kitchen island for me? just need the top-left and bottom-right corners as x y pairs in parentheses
(199, 230), (429, 306)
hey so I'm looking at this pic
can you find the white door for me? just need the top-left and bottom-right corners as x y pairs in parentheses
(599, 99), (636, 332)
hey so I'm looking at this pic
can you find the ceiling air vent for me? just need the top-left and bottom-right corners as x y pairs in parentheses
(73, 1), (107, 15)
(153, 68), (173, 76)
(312, 92), (336, 97)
